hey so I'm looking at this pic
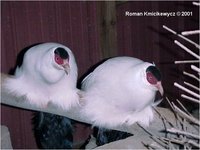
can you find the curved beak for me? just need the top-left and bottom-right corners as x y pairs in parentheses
(62, 59), (70, 75)
(156, 81), (164, 96)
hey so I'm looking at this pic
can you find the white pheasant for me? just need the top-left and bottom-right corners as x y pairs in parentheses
(4, 42), (79, 109)
(81, 56), (163, 128)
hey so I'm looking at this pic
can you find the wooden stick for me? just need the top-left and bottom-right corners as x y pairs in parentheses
(172, 103), (200, 125)
(184, 81), (200, 91)
(176, 99), (192, 116)
(154, 107), (174, 128)
(177, 34), (200, 49)
(183, 71), (200, 82)
(191, 65), (200, 73)
(143, 141), (165, 150)
(187, 140), (200, 148)
(193, 2), (200, 6)
(175, 60), (200, 64)
(162, 25), (177, 34)
(163, 25), (200, 49)
(181, 30), (200, 36)
(162, 137), (200, 148)
(171, 101), (184, 132)
(165, 97), (176, 112)
(174, 40), (200, 59)
(181, 94), (200, 104)
(167, 128), (200, 139)
(150, 136), (169, 149)
(174, 82), (200, 99)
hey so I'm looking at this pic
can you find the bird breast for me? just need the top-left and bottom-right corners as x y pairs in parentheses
(82, 57), (156, 112)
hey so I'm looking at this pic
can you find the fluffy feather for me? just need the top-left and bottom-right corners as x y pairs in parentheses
(81, 56), (163, 128)
(4, 42), (79, 109)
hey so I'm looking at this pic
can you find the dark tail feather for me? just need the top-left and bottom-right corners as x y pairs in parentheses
(94, 127), (133, 146)
(33, 112), (74, 149)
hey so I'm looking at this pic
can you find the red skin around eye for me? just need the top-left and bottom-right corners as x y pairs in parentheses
(146, 72), (157, 85)
(54, 54), (64, 65)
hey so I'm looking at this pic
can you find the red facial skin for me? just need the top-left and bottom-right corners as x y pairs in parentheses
(55, 54), (64, 65)
(146, 72), (158, 85)
(146, 71), (164, 96)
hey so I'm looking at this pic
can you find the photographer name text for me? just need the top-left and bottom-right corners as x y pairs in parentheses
(125, 11), (193, 17)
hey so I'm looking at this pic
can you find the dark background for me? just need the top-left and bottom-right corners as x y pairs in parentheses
(1, 1), (199, 148)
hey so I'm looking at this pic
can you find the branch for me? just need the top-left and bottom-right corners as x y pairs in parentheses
(175, 60), (200, 64)
(174, 40), (200, 59)
(167, 128), (200, 139)
(162, 25), (177, 34)
(193, 2), (200, 6)
(183, 71), (200, 82)
(176, 99), (192, 117)
(174, 82), (200, 99)
(163, 25), (200, 49)
(181, 94), (200, 104)
(191, 65), (200, 73)
(161, 137), (200, 148)
(172, 103), (200, 125)
(181, 30), (200, 36)
(184, 81), (200, 92)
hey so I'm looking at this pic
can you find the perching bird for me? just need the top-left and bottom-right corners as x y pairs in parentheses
(4, 42), (79, 109)
(81, 56), (163, 128)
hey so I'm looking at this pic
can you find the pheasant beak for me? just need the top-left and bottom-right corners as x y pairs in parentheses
(62, 59), (70, 75)
(156, 81), (164, 96)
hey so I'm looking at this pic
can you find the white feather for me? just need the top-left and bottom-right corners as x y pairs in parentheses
(4, 43), (79, 109)
(81, 56), (158, 128)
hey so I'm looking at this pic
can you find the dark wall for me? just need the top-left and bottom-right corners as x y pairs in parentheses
(1, 1), (199, 148)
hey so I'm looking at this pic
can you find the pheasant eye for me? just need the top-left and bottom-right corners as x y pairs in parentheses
(55, 54), (64, 65)
(146, 72), (157, 85)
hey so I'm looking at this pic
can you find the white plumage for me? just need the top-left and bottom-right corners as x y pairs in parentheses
(81, 56), (163, 128)
(4, 42), (79, 109)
